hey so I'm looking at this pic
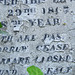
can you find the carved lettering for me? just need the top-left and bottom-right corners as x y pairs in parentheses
(28, 18), (60, 27)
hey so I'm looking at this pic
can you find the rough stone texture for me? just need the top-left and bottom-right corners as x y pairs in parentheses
(0, 0), (75, 75)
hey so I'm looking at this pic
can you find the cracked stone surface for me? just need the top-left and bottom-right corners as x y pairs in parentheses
(0, 0), (75, 75)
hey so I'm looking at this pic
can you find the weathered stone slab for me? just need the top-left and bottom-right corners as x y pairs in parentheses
(0, 0), (75, 75)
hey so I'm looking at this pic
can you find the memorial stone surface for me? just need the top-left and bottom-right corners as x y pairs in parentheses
(0, 0), (75, 75)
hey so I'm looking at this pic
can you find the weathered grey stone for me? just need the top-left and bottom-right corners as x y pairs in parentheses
(0, 0), (75, 75)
